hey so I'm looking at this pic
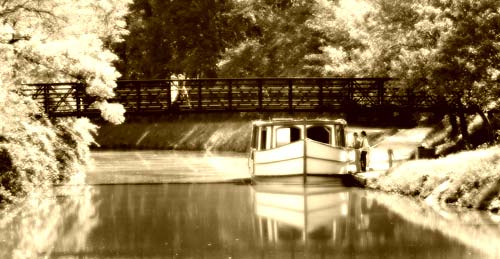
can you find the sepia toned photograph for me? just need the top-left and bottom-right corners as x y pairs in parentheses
(1, 0), (500, 258)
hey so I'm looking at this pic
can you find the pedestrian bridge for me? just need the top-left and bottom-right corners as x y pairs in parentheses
(23, 78), (442, 117)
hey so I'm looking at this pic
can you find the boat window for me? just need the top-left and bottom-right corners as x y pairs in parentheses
(291, 127), (301, 142)
(307, 126), (331, 144)
(334, 124), (346, 147)
(276, 127), (301, 147)
(260, 128), (267, 150)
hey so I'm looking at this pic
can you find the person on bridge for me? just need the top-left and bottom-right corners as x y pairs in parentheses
(359, 131), (370, 172)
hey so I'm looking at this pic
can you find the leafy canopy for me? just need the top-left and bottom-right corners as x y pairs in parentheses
(116, 0), (251, 79)
(1, 0), (131, 124)
(308, 0), (500, 110)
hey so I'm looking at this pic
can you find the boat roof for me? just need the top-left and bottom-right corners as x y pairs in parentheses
(252, 118), (347, 127)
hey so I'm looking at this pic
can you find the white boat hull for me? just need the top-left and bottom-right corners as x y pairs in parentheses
(252, 139), (351, 178)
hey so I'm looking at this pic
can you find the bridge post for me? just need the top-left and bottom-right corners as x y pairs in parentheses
(288, 79), (293, 113)
(166, 80), (171, 111)
(347, 79), (354, 106)
(318, 79), (324, 111)
(136, 82), (141, 112)
(258, 79), (263, 111)
(43, 84), (50, 115)
(75, 83), (83, 118)
(377, 79), (385, 106)
(228, 80), (233, 111)
(198, 80), (202, 110)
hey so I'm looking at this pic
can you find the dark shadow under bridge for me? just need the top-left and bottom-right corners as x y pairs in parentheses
(23, 78), (444, 118)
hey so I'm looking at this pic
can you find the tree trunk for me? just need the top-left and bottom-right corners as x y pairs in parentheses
(449, 112), (459, 138)
(457, 103), (470, 149)
(472, 104), (495, 144)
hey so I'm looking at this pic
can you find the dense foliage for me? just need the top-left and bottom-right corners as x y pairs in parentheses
(115, 0), (253, 79)
(218, 1), (329, 77)
(0, 0), (130, 203)
(116, 0), (356, 78)
(308, 0), (500, 146)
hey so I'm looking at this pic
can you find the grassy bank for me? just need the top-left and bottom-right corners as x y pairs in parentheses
(94, 113), (352, 152)
(368, 146), (500, 212)
(94, 112), (365, 152)
(94, 114), (253, 152)
(93, 112), (407, 152)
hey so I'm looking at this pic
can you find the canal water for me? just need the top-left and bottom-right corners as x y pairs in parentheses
(1, 151), (500, 258)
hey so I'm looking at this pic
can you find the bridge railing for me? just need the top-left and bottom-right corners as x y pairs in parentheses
(22, 78), (439, 117)
(111, 78), (400, 113)
(22, 83), (88, 116)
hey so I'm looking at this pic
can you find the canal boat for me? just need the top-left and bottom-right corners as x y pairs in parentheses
(248, 118), (352, 183)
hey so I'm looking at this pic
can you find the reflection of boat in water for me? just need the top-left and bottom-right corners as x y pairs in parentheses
(252, 184), (352, 246)
(252, 184), (491, 258)
(248, 119), (352, 183)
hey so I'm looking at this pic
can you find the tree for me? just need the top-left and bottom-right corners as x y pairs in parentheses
(303, 0), (380, 77)
(386, 0), (500, 146)
(218, 0), (337, 77)
(1, 0), (130, 124)
(116, 0), (251, 79)
(0, 0), (130, 203)
(309, 0), (500, 147)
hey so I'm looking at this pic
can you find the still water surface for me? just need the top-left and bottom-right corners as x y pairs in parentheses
(1, 151), (500, 258)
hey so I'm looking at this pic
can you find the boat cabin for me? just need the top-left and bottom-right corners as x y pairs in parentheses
(251, 119), (347, 151)
(249, 118), (351, 180)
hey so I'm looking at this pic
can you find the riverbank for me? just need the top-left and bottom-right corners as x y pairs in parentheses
(93, 113), (255, 152)
(366, 146), (500, 212)
(343, 112), (500, 213)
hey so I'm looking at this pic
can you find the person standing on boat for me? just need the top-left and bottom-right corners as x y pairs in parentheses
(351, 132), (361, 148)
(351, 132), (361, 173)
(359, 131), (370, 172)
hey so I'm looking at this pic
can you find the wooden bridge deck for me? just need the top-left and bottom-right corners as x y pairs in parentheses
(22, 78), (442, 117)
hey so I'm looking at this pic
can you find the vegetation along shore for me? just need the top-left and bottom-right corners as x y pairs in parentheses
(364, 113), (500, 213)
(368, 146), (500, 212)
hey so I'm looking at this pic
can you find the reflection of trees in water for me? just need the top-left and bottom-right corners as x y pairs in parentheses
(0, 186), (99, 259)
(91, 184), (256, 257)
(367, 191), (500, 258)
